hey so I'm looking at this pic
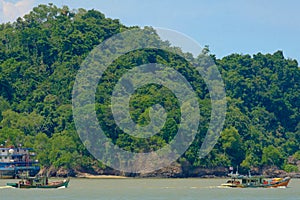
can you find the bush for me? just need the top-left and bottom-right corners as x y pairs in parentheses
(283, 164), (299, 173)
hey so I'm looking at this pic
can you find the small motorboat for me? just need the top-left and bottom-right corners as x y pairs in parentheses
(221, 171), (291, 188)
(6, 172), (70, 189)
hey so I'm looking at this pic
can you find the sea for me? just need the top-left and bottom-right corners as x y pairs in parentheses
(1, 178), (299, 200)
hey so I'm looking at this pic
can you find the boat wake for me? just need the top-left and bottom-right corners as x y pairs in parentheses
(57, 186), (67, 189)
(0, 185), (13, 189)
(163, 186), (221, 189)
(192, 186), (220, 189)
(270, 186), (287, 189)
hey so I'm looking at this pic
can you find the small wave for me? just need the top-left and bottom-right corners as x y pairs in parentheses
(0, 186), (12, 189)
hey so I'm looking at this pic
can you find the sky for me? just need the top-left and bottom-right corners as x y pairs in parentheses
(0, 0), (299, 62)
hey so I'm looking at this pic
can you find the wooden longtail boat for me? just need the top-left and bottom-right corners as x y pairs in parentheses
(6, 173), (70, 189)
(221, 171), (291, 188)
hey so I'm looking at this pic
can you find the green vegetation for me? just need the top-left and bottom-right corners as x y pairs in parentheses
(0, 4), (299, 175)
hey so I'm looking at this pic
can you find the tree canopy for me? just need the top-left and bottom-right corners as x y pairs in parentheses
(0, 4), (299, 175)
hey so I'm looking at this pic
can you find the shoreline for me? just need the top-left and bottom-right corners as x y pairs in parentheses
(72, 176), (300, 179)
(42, 165), (300, 179)
(73, 173), (300, 179)
(76, 173), (127, 179)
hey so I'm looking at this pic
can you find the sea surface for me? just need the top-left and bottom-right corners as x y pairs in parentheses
(1, 178), (299, 200)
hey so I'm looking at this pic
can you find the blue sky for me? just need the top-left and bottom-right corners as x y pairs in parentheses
(1, 0), (299, 62)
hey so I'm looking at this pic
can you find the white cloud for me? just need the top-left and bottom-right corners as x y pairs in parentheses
(0, 0), (35, 23)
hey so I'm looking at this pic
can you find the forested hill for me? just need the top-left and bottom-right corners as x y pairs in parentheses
(0, 4), (299, 177)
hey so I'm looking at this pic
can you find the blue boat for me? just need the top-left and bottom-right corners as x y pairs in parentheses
(0, 146), (40, 179)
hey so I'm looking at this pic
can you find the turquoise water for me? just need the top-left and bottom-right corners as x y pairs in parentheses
(1, 178), (299, 200)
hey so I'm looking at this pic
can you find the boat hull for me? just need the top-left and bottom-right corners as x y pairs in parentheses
(15, 166), (40, 178)
(0, 168), (15, 179)
(265, 177), (290, 188)
(0, 166), (40, 179)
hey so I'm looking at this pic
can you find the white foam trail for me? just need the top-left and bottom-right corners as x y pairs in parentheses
(0, 185), (12, 189)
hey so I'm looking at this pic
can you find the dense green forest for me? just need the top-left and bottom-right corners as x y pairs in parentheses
(0, 4), (299, 176)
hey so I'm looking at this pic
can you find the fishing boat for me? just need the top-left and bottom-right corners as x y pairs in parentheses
(0, 145), (40, 179)
(221, 171), (291, 188)
(6, 173), (70, 189)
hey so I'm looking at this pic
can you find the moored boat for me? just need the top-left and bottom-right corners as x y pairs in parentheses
(0, 145), (40, 179)
(221, 171), (291, 188)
